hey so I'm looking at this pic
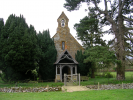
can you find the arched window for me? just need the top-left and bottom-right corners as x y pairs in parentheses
(61, 19), (65, 27)
(62, 41), (65, 50)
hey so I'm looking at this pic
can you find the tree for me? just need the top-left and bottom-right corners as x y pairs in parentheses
(0, 14), (38, 81)
(74, 11), (107, 78)
(74, 13), (106, 48)
(64, 0), (133, 80)
(84, 46), (117, 69)
(75, 50), (91, 76)
(0, 18), (4, 35)
(37, 30), (57, 80)
(0, 18), (4, 70)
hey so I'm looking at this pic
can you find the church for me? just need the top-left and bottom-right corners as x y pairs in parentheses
(53, 12), (84, 82)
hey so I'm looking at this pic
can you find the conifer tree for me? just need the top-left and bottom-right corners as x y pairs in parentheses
(74, 13), (108, 78)
(0, 14), (38, 81)
(37, 30), (57, 80)
(74, 13), (106, 48)
(0, 18), (4, 71)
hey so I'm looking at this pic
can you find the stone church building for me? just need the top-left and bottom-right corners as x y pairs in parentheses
(53, 12), (84, 82)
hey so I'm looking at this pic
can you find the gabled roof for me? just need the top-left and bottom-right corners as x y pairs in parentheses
(54, 49), (78, 64)
(57, 11), (69, 20)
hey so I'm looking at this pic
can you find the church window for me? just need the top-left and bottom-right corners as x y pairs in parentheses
(62, 41), (65, 50)
(61, 19), (65, 27)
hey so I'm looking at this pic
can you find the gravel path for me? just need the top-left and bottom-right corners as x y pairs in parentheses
(62, 86), (89, 92)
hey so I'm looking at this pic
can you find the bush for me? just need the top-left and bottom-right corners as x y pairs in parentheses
(105, 72), (113, 78)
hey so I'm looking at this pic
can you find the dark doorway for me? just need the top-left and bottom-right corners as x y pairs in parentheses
(62, 66), (70, 81)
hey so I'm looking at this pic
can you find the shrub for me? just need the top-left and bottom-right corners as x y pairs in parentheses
(105, 72), (113, 78)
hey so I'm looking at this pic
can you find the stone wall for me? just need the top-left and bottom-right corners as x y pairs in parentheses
(1, 83), (133, 92)
(0, 87), (61, 93)
(86, 83), (133, 90)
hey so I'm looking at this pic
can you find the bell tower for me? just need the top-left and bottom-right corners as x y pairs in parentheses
(56, 11), (70, 34)
(53, 11), (84, 60)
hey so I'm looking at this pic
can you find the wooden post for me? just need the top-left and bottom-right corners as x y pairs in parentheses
(56, 66), (57, 79)
(122, 82), (123, 89)
(98, 82), (99, 90)
(47, 85), (49, 92)
(75, 65), (77, 74)
(79, 73), (80, 86)
(71, 67), (73, 80)
(64, 74), (66, 86)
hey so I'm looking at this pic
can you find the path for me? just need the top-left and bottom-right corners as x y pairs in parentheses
(62, 86), (89, 92)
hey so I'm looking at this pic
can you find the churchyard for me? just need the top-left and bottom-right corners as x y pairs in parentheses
(0, 72), (133, 100)
(0, 72), (133, 88)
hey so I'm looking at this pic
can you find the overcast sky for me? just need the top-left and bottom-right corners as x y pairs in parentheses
(0, 0), (114, 45)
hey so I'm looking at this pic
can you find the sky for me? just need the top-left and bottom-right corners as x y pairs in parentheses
(0, 0), (114, 45)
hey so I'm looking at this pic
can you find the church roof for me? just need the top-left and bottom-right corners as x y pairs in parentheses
(54, 49), (78, 64)
(57, 11), (69, 21)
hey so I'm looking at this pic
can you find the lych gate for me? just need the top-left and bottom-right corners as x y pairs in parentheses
(54, 50), (78, 82)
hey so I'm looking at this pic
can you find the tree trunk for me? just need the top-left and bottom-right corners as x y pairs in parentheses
(115, 15), (125, 80)
(109, 14), (125, 80)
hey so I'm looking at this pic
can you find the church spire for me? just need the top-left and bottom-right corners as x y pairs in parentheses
(57, 11), (69, 28)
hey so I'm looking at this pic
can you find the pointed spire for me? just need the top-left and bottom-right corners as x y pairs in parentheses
(57, 11), (69, 21)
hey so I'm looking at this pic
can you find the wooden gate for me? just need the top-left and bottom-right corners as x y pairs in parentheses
(64, 73), (80, 86)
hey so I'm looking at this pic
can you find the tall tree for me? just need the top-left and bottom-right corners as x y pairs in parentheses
(0, 14), (38, 81)
(64, 0), (133, 80)
(0, 18), (4, 70)
(0, 18), (4, 35)
(37, 30), (57, 80)
(74, 11), (107, 78)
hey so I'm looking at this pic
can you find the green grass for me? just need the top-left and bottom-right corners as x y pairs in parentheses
(80, 72), (133, 86)
(0, 89), (133, 100)
(110, 72), (133, 79)
(80, 77), (133, 86)
(0, 80), (64, 88)
(0, 72), (133, 88)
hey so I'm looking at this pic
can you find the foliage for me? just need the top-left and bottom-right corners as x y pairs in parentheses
(74, 13), (106, 48)
(84, 46), (118, 69)
(0, 14), (57, 82)
(0, 18), (4, 36)
(64, 0), (133, 80)
(75, 50), (91, 76)
(104, 72), (113, 78)
(74, 11), (108, 78)
(37, 30), (57, 80)
(0, 19), (4, 70)
(0, 14), (38, 81)
(83, 46), (118, 78)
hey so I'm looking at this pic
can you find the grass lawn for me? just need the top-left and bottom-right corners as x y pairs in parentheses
(0, 72), (133, 88)
(0, 89), (133, 100)
(110, 72), (133, 79)
(81, 72), (133, 86)
(0, 80), (64, 88)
